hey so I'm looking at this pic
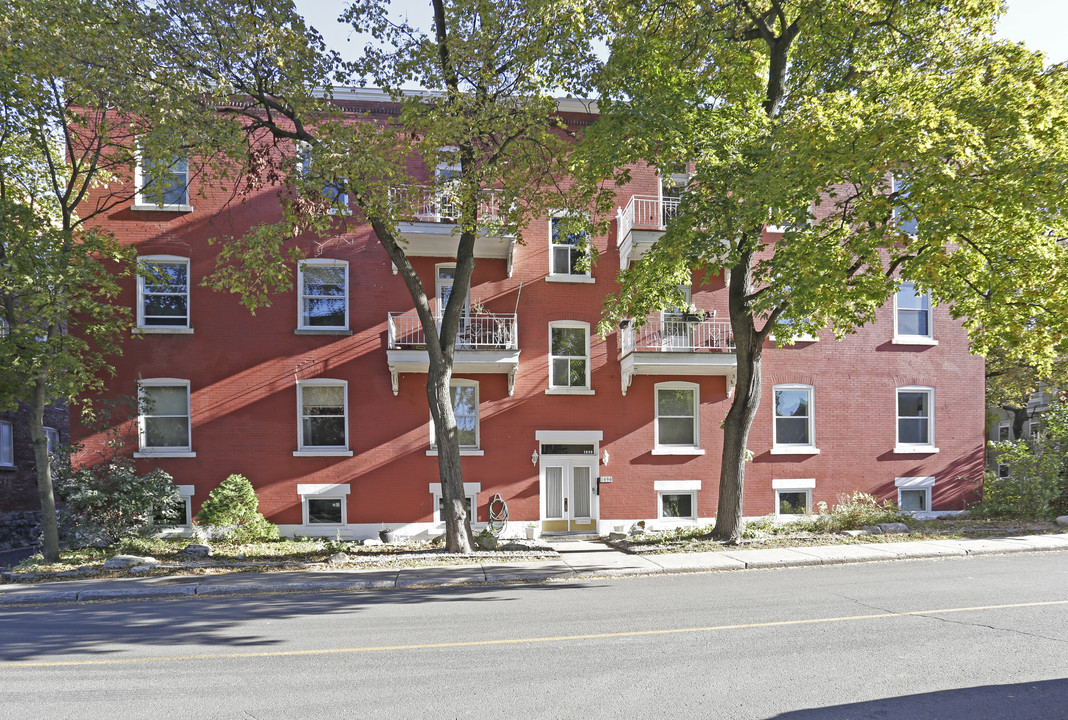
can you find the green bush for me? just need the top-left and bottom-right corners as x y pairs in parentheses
(54, 456), (179, 547)
(823, 491), (904, 531)
(196, 474), (280, 543)
(978, 398), (1068, 519)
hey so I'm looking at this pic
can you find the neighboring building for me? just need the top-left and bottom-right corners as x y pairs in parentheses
(72, 91), (985, 538)
(0, 403), (69, 550)
(986, 388), (1057, 477)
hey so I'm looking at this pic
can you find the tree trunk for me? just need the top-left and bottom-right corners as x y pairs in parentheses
(712, 250), (764, 544)
(428, 362), (474, 553)
(29, 377), (60, 562)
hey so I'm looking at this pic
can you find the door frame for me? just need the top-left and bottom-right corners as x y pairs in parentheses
(535, 430), (602, 532)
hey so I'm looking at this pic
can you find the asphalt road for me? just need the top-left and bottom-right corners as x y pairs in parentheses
(1, 553), (1066, 720)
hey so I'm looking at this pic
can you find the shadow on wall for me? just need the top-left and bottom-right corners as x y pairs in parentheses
(769, 678), (1068, 720)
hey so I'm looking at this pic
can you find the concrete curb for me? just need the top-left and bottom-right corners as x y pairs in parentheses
(0, 534), (1065, 606)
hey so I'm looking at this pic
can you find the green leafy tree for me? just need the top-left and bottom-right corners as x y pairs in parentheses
(196, 474), (280, 543)
(986, 345), (1068, 440)
(0, 0), (237, 561)
(141, 0), (603, 552)
(982, 395), (1068, 518)
(593, 0), (1068, 542)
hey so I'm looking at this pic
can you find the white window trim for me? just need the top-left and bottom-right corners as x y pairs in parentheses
(135, 379), (195, 457)
(653, 381), (703, 454)
(546, 321), (593, 393)
(772, 479), (816, 517)
(428, 379), (483, 454)
(892, 282), (937, 345)
(0, 420), (13, 467)
(895, 386), (938, 453)
(298, 483), (351, 526)
(996, 421), (1011, 442)
(297, 259), (349, 331)
(429, 482), (480, 523)
(547, 212), (593, 282)
(895, 476), (935, 512)
(136, 255), (192, 332)
(654, 480), (700, 520)
(132, 153), (193, 212)
(294, 379), (353, 457)
(43, 427), (60, 454)
(771, 384), (819, 455)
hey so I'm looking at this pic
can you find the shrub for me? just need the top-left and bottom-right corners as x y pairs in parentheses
(196, 474), (280, 543)
(823, 491), (903, 531)
(978, 397), (1068, 519)
(54, 456), (179, 547)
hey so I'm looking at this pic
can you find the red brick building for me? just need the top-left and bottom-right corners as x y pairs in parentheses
(74, 91), (985, 539)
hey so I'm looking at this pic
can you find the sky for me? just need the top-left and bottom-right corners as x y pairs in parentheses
(292, 0), (1068, 67)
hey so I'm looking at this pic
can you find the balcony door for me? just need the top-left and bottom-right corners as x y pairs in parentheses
(436, 264), (471, 344)
(661, 285), (692, 351)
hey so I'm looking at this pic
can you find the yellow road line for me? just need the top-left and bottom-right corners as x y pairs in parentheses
(4, 599), (1065, 669)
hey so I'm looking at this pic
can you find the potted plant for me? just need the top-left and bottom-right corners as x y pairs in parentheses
(525, 523), (537, 540)
(682, 303), (706, 323)
(379, 526), (394, 543)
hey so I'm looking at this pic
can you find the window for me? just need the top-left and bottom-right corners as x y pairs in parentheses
(430, 482), (480, 523)
(295, 380), (352, 456)
(134, 155), (190, 209)
(654, 382), (702, 454)
(660, 164), (687, 226)
(772, 385), (818, 454)
(773, 479), (816, 517)
(997, 463), (1010, 479)
(894, 282), (935, 344)
(300, 151), (348, 213)
(43, 427), (60, 454)
(547, 322), (591, 393)
(298, 484), (350, 526)
(0, 420), (12, 466)
(654, 480), (700, 521)
(896, 476), (935, 512)
(137, 256), (190, 330)
(152, 485), (193, 527)
(137, 380), (193, 456)
(892, 176), (918, 236)
(297, 260), (348, 331)
(896, 387), (937, 452)
(997, 423), (1011, 442)
(429, 380), (482, 454)
(548, 216), (591, 280)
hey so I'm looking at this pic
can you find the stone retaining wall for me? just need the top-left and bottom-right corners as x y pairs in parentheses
(0, 511), (41, 551)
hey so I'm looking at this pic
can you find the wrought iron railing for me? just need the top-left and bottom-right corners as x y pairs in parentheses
(388, 312), (518, 350)
(617, 195), (681, 245)
(620, 316), (734, 355)
(388, 185), (505, 224)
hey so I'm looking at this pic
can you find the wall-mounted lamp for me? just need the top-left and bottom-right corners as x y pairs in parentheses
(531, 449), (539, 466)
(602, 449), (609, 466)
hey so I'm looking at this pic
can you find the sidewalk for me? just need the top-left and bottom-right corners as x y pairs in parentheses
(2, 534), (1067, 606)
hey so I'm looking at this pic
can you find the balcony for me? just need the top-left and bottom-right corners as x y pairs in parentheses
(386, 312), (521, 395)
(618, 316), (737, 396)
(617, 195), (680, 270)
(389, 186), (517, 275)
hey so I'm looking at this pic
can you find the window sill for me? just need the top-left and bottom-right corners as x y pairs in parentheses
(131, 204), (194, 213)
(426, 449), (485, 456)
(770, 446), (821, 455)
(133, 451), (196, 458)
(0, 464), (16, 471)
(293, 449), (354, 457)
(892, 336), (938, 346)
(545, 275), (595, 284)
(294, 328), (353, 336)
(545, 388), (595, 395)
(651, 447), (706, 456)
(134, 327), (194, 334)
(893, 446), (939, 454)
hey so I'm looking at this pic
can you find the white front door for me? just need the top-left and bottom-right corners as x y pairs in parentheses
(542, 457), (598, 532)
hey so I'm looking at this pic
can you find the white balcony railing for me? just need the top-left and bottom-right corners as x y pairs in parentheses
(388, 312), (518, 350)
(617, 195), (681, 246)
(389, 185), (505, 224)
(620, 317), (734, 356)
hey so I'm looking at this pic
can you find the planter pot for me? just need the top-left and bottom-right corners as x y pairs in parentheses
(379, 530), (395, 543)
(682, 313), (704, 323)
(525, 526), (536, 540)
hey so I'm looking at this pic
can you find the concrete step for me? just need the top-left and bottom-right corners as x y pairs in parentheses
(540, 532), (602, 542)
